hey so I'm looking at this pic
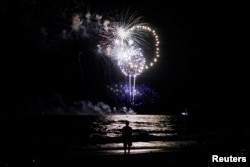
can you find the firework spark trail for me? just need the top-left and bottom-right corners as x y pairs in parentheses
(129, 75), (132, 103)
(128, 75), (136, 105)
(132, 75), (136, 105)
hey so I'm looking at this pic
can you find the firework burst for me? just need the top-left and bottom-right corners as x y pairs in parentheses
(37, 3), (160, 107)
(93, 10), (160, 105)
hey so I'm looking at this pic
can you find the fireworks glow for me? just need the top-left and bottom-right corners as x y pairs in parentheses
(107, 83), (159, 107)
(117, 46), (145, 76)
(98, 23), (160, 70)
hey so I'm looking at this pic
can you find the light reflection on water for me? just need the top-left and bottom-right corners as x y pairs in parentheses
(92, 115), (177, 138)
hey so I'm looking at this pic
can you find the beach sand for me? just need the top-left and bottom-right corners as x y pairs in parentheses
(2, 141), (247, 167)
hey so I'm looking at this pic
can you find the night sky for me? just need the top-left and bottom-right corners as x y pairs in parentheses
(1, 0), (246, 124)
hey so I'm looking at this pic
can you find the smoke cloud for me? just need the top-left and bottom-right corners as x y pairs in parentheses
(26, 93), (136, 115)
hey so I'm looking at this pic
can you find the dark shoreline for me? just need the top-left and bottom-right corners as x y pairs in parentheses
(1, 144), (247, 167)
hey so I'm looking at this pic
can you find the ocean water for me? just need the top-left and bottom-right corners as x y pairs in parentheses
(36, 114), (198, 154)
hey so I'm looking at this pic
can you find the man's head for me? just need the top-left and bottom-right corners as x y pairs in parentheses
(126, 121), (129, 126)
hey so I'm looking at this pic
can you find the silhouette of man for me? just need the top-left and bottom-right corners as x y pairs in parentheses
(122, 121), (132, 154)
